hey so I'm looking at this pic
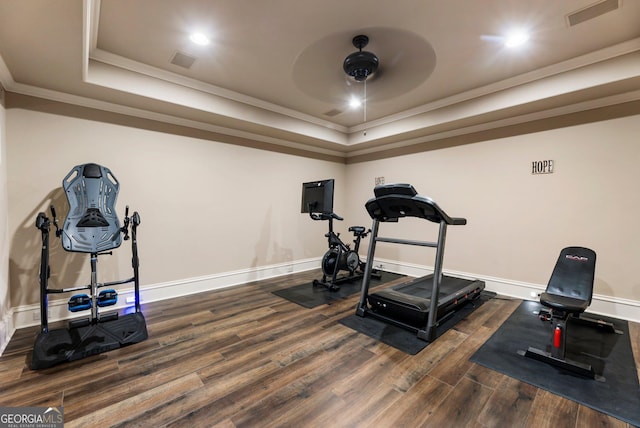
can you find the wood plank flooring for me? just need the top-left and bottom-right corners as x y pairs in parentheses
(0, 269), (637, 427)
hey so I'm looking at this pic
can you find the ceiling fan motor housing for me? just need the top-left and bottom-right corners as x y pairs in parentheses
(343, 35), (379, 81)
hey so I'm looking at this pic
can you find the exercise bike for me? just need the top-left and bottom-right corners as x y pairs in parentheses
(309, 209), (379, 291)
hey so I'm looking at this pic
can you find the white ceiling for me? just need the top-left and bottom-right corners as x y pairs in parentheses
(0, 0), (639, 158)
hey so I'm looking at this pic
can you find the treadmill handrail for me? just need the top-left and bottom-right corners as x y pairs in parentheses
(364, 191), (466, 225)
(375, 236), (438, 248)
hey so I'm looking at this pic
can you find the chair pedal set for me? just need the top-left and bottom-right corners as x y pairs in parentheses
(31, 163), (147, 370)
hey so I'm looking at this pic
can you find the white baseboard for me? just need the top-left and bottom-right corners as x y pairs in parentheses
(372, 258), (640, 324)
(7, 256), (640, 354)
(11, 258), (320, 330)
(0, 309), (14, 356)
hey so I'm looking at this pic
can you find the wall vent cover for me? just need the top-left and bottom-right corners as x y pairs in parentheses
(323, 108), (343, 117)
(566, 0), (620, 27)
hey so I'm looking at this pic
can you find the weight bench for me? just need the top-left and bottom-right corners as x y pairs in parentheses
(519, 246), (621, 381)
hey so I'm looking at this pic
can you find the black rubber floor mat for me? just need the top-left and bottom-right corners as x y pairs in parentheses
(273, 271), (404, 308)
(30, 312), (148, 369)
(470, 300), (640, 426)
(339, 291), (495, 354)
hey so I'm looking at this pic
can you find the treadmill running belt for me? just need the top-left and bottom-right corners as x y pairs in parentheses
(392, 274), (474, 298)
(368, 275), (485, 328)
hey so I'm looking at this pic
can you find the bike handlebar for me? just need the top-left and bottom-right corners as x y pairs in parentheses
(309, 211), (343, 222)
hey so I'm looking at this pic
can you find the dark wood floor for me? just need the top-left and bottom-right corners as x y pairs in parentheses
(1, 269), (638, 427)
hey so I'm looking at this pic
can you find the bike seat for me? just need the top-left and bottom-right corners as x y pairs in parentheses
(349, 226), (366, 236)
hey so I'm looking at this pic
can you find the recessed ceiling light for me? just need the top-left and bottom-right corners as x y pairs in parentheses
(504, 30), (529, 48)
(349, 97), (362, 109)
(190, 33), (210, 46)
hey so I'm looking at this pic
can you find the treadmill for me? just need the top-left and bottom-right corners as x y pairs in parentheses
(356, 183), (485, 342)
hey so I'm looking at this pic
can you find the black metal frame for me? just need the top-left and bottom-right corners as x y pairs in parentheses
(522, 311), (601, 380)
(36, 206), (143, 333)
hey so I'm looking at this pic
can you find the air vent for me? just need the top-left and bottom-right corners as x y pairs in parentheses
(170, 51), (197, 69)
(323, 108), (343, 117)
(566, 0), (619, 27)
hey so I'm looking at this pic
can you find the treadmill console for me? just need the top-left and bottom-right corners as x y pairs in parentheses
(373, 183), (417, 198)
(367, 184), (464, 225)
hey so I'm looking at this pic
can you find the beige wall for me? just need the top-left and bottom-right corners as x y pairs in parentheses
(345, 114), (640, 301)
(6, 95), (640, 313)
(6, 105), (346, 308)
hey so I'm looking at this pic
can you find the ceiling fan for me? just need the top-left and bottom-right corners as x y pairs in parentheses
(291, 28), (436, 124)
(343, 35), (379, 82)
(342, 34), (379, 133)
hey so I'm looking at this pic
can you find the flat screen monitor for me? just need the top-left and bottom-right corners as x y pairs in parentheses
(301, 179), (334, 214)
